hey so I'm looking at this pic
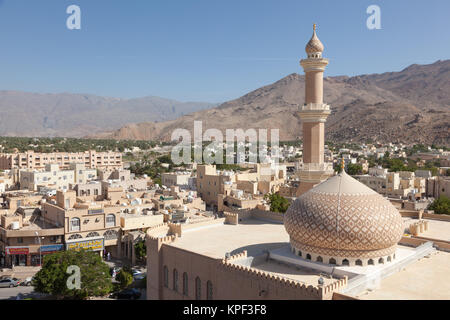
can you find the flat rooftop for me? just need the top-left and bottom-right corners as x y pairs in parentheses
(357, 250), (450, 300)
(168, 219), (289, 259)
(402, 217), (450, 241)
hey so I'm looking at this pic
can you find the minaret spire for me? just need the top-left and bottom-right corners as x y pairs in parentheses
(296, 25), (334, 196)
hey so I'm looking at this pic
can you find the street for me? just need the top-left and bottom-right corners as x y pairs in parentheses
(0, 286), (36, 300)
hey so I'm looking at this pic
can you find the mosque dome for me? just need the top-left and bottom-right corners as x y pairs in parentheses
(305, 24), (324, 55)
(284, 171), (404, 266)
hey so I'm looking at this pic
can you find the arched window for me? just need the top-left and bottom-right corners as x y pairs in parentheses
(183, 272), (188, 296)
(306, 254), (311, 260)
(163, 266), (169, 288)
(387, 256), (392, 262)
(195, 277), (201, 300)
(356, 259), (363, 266)
(329, 258), (336, 265)
(70, 218), (80, 232)
(68, 233), (82, 240)
(368, 259), (374, 265)
(173, 269), (178, 292)
(378, 258), (384, 264)
(86, 232), (100, 238)
(106, 214), (116, 227)
(342, 259), (350, 266)
(298, 250), (302, 257)
(206, 281), (213, 300)
(104, 230), (118, 240)
(316, 256), (323, 263)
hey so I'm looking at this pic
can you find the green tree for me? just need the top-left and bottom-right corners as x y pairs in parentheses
(347, 163), (363, 175)
(134, 240), (147, 261)
(32, 250), (112, 300)
(116, 266), (133, 289)
(428, 195), (450, 215)
(264, 193), (290, 213)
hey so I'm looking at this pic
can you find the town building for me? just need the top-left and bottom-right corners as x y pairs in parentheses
(0, 150), (122, 171)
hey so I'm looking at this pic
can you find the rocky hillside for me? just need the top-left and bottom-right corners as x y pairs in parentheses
(0, 92), (215, 137)
(98, 60), (450, 146)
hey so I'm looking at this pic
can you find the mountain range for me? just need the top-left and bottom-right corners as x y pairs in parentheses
(0, 92), (215, 137)
(96, 60), (450, 146)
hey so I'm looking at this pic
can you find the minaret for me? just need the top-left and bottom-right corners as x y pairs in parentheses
(296, 24), (334, 196)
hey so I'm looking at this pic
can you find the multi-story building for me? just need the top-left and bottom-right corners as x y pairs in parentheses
(0, 150), (122, 171)
(161, 172), (192, 188)
(19, 164), (76, 192)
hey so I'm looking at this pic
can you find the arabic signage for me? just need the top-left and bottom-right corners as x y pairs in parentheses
(66, 238), (104, 252)
(40, 244), (64, 253)
(6, 247), (29, 255)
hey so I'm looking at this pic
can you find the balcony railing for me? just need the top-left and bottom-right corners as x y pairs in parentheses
(300, 103), (330, 111)
(298, 162), (334, 172)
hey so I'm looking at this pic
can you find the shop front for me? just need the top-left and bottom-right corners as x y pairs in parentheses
(65, 237), (104, 257)
(30, 244), (65, 266)
(5, 247), (29, 267)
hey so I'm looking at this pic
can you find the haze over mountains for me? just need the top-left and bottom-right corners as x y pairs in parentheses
(98, 60), (450, 146)
(0, 92), (215, 137)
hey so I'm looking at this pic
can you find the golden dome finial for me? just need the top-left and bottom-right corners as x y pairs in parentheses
(313, 24), (317, 32)
(341, 158), (345, 172)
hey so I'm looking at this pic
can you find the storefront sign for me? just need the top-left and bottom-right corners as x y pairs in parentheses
(66, 238), (104, 252)
(40, 244), (64, 253)
(6, 247), (29, 255)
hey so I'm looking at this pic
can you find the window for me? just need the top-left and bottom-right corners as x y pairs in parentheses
(316, 256), (323, 263)
(17, 237), (23, 244)
(70, 218), (80, 232)
(103, 230), (118, 240)
(163, 266), (169, 288)
(306, 254), (311, 260)
(195, 277), (201, 300)
(368, 259), (374, 265)
(206, 281), (213, 300)
(86, 232), (100, 238)
(183, 273), (188, 296)
(106, 214), (116, 227)
(68, 234), (82, 240)
(173, 269), (178, 292)
(329, 258), (336, 265)
(342, 259), (350, 266)
(356, 259), (363, 266)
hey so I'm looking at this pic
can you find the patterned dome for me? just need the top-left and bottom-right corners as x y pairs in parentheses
(284, 171), (404, 263)
(305, 27), (324, 54)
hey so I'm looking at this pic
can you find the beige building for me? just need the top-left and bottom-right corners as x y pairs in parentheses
(197, 164), (286, 209)
(161, 172), (191, 188)
(0, 150), (122, 171)
(426, 176), (450, 199)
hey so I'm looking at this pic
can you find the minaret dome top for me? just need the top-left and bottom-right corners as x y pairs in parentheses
(305, 24), (324, 57)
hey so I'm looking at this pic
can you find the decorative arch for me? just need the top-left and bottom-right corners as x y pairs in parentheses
(183, 272), (188, 296)
(195, 277), (201, 300)
(173, 269), (178, 292)
(206, 281), (213, 300)
(356, 259), (363, 266)
(298, 250), (302, 257)
(86, 232), (100, 238)
(378, 258), (384, 264)
(316, 256), (323, 263)
(329, 258), (336, 265)
(68, 233), (82, 240)
(342, 259), (350, 266)
(163, 266), (169, 288)
(104, 230), (118, 240)
(368, 259), (374, 265)
(387, 256), (392, 262)
(306, 254), (312, 260)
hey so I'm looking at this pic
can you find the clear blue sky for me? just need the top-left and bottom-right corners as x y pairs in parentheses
(0, 0), (448, 103)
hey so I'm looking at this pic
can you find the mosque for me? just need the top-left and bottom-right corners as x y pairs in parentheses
(145, 25), (450, 300)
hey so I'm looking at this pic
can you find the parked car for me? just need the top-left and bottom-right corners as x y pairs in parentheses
(133, 272), (146, 281)
(116, 288), (141, 300)
(21, 277), (33, 286)
(0, 278), (20, 288)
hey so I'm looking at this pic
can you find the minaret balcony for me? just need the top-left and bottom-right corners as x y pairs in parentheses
(301, 103), (330, 111)
(297, 162), (335, 182)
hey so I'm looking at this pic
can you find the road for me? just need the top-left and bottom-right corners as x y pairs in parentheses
(0, 286), (36, 300)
